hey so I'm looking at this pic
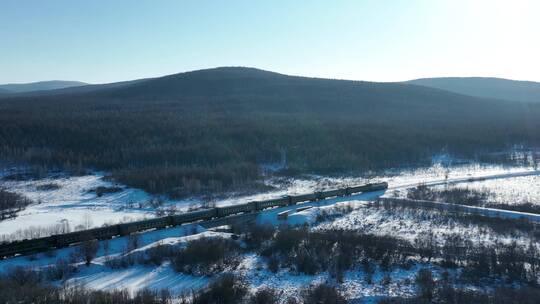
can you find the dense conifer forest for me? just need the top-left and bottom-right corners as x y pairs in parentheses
(1, 67), (539, 197)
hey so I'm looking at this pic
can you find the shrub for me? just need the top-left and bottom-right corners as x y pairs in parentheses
(0, 188), (32, 219)
(248, 287), (280, 304)
(45, 258), (77, 281)
(301, 283), (346, 304)
(244, 224), (275, 248)
(190, 274), (247, 304)
(36, 183), (61, 191)
(171, 237), (241, 275)
(78, 239), (99, 266)
(415, 268), (435, 301)
(93, 186), (123, 197)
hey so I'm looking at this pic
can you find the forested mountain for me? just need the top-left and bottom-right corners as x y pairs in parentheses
(406, 77), (540, 103)
(1, 67), (540, 197)
(8, 78), (152, 97)
(0, 80), (87, 94)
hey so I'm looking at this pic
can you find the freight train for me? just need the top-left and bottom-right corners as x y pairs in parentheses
(0, 182), (387, 258)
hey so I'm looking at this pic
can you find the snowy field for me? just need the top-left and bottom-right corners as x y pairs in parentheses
(0, 203), (443, 301)
(0, 172), (155, 238)
(310, 202), (537, 246)
(1, 160), (540, 240)
(1, 157), (539, 302)
(424, 175), (540, 205)
(2, 190), (534, 302)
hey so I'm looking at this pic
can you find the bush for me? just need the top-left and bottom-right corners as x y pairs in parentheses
(93, 186), (123, 197)
(145, 244), (175, 265)
(248, 287), (280, 304)
(415, 268), (435, 301)
(190, 274), (247, 304)
(0, 267), (172, 304)
(45, 258), (77, 281)
(244, 224), (275, 248)
(78, 239), (99, 266)
(171, 237), (241, 275)
(301, 283), (346, 304)
(0, 188), (32, 219)
(36, 183), (61, 191)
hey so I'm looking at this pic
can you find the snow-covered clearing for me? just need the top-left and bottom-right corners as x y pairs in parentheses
(309, 202), (537, 246)
(0, 172), (155, 238)
(2, 188), (536, 301)
(1, 159), (539, 301)
(238, 253), (423, 303)
(0, 214), (430, 301)
(427, 175), (540, 205)
(1, 159), (539, 239)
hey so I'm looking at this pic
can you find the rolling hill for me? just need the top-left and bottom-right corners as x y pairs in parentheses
(0, 80), (88, 94)
(1, 67), (539, 197)
(405, 77), (540, 103)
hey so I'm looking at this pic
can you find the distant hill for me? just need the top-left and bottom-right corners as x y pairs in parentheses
(0, 80), (88, 93)
(405, 77), (540, 103)
(1, 67), (540, 197)
(2, 78), (153, 97)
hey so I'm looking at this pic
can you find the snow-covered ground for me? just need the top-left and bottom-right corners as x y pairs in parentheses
(2, 196), (523, 302)
(1, 179), (537, 301)
(1, 158), (540, 301)
(0, 173), (155, 238)
(239, 253), (423, 303)
(310, 202), (536, 246)
(1, 161), (539, 240)
(0, 207), (432, 301)
(426, 175), (540, 205)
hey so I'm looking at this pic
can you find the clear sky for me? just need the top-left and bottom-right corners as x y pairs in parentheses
(1, 0), (539, 84)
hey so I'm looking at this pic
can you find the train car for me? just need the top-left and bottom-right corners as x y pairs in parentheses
(349, 182), (388, 193)
(372, 182), (389, 191)
(320, 188), (345, 199)
(171, 209), (217, 225)
(248, 201), (259, 211)
(255, 197), (289, 210)
(55, 225), (120, 248)
(118, 216), (171, 235)
(285, 195), (294, 205)
(347, 184), (365, 194)
(216, 202), (255, 217)
(55, 230), (92, 247)
(0, 237), (51, 258)
(88, 225), (120, 240)
(290, 193), (317, 204)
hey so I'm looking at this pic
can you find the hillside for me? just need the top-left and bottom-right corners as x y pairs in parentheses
(1, 67), (540, 197)
(406, 77), (540, 103)
(0, 80), (88, 93)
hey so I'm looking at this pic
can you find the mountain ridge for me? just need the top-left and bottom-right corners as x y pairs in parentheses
(1, 66), (540, 197)
(4, 68), (539, 105)
(405, 77), (540, 103)
(0, 80), (88, 94)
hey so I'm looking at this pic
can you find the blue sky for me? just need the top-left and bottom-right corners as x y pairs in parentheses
(1, 0), (539, 83)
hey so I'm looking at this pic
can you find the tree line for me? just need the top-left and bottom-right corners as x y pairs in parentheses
(0, 188), (32, 219)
